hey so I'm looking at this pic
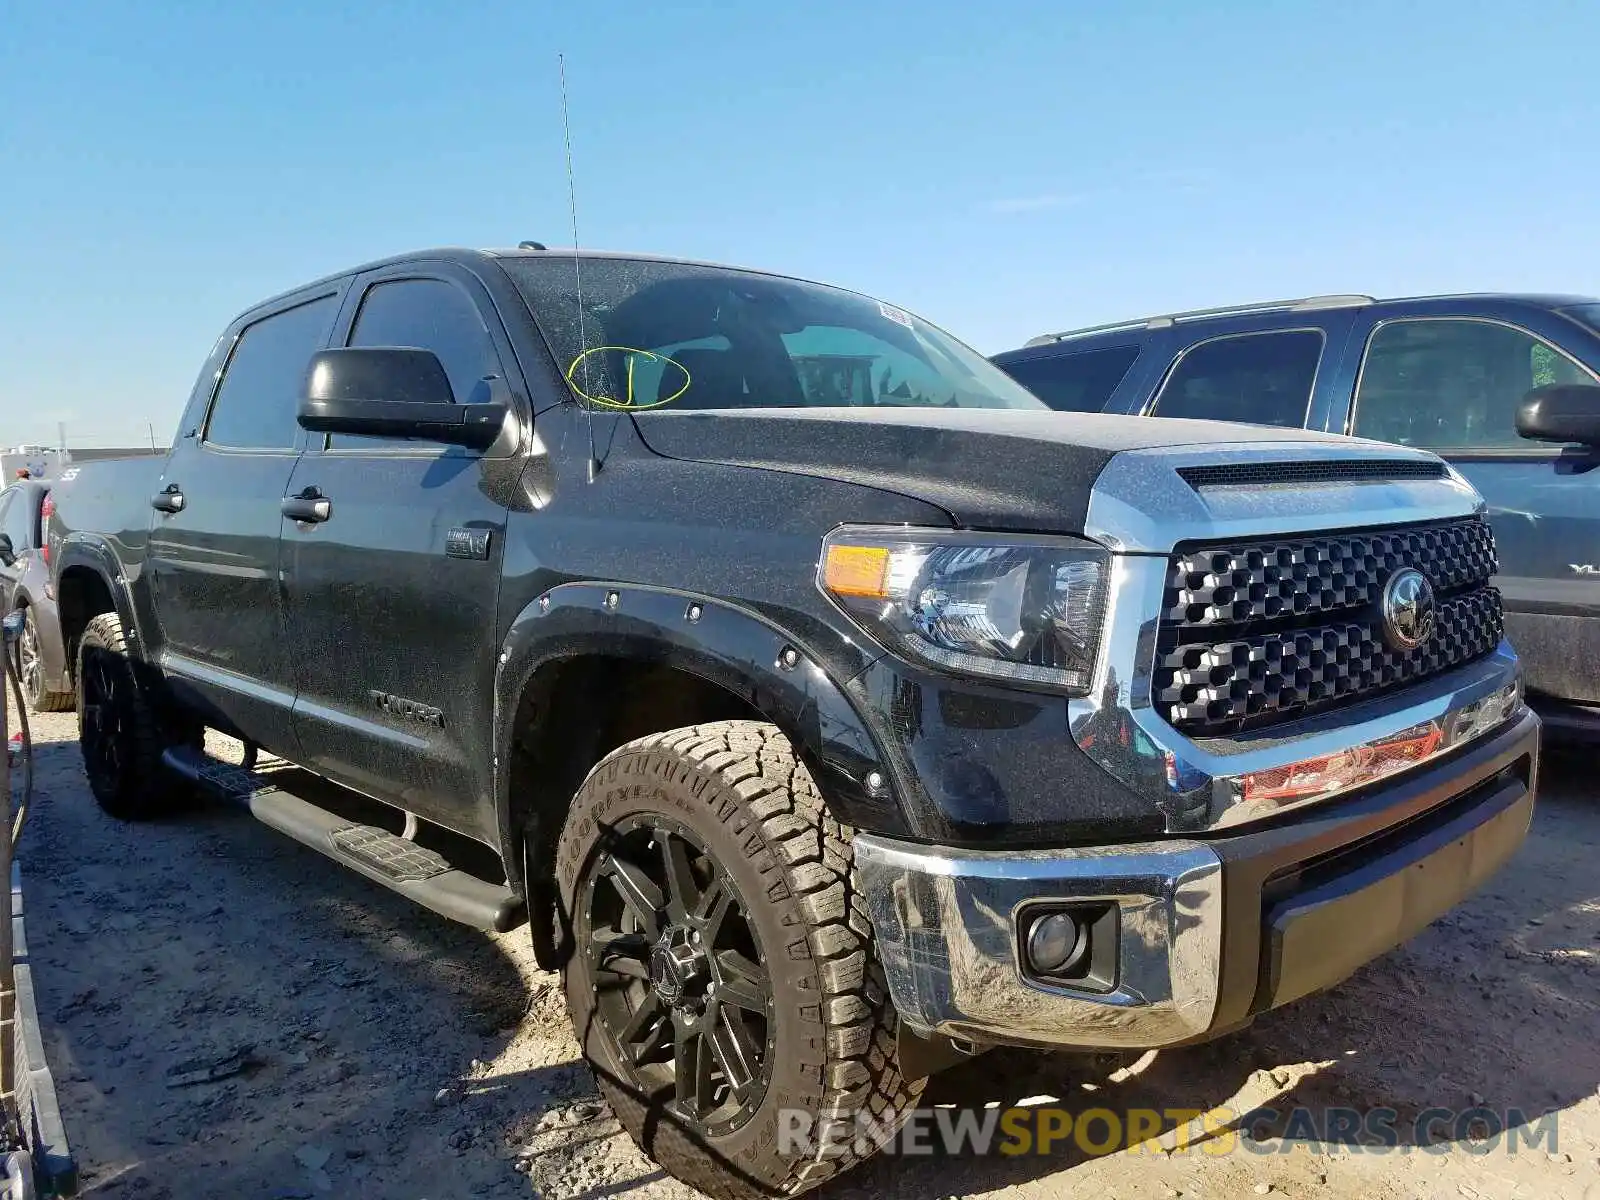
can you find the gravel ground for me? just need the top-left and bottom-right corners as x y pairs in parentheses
(8, 695), (1600, 1200)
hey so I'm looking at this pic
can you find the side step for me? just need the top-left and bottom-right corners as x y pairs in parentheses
(163, 746), (526, 933)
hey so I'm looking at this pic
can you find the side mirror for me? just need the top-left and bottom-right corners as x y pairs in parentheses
(1516, 383), (1600, 448)
(0, 534), (12, 567)
(298, 347), (509, 451)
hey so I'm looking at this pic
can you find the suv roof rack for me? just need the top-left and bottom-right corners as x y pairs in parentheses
(1022, 294), (1377, 348)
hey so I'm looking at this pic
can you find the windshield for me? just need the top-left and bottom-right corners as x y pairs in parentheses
(502, 256), (1046, 412)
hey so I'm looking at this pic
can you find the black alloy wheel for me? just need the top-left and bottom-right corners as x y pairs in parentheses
(581, 815), (774, 1137)
(76, 612), (184, 820)
(78, 635), (128, 795)
(556, 721), (924, 1200)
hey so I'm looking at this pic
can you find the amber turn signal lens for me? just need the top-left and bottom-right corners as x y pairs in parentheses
(823, 544), (892, 598)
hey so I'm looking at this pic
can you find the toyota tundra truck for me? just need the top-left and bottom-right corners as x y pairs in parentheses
(47, 246), (1539, 1198)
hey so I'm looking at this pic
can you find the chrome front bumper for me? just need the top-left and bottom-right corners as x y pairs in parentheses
(857, 696), (1539, 1051)
(855, 832), (1226, 1049)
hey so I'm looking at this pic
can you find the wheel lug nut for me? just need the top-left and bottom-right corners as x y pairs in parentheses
(690, 930), (701, 944)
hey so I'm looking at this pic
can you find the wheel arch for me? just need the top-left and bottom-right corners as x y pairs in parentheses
(493, 583), (908, 968)
(53, 540), (140, 678)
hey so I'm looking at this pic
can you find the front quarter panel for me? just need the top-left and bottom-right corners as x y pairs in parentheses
(493, 584), (906, 846)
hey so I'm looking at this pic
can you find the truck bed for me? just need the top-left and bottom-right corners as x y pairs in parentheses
(47, 456), (165, 568)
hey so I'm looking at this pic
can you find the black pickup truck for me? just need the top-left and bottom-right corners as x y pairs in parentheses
(49, 247), (1539, 1198)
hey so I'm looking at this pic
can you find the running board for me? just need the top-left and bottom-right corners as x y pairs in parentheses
(162, 746), (526, 933)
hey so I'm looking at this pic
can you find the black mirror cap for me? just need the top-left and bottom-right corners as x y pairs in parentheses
(0, 533), (12, 566)
(297, 348), (509, 450)
(305, 347), (455, 408)
(1516, 383), (1600, 448)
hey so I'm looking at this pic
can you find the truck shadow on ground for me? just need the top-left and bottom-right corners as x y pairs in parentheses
(822, 747), (1600, 1197)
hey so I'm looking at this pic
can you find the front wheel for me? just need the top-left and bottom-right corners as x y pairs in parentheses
(557, 721), (923, 1199)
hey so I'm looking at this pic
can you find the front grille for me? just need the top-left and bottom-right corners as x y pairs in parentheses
(1154, 517), (1502, 735)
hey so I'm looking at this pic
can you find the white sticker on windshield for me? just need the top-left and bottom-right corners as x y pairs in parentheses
(879, 302), (914, 329)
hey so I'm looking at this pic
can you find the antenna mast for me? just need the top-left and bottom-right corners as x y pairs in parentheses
(558, 53), (600, 481)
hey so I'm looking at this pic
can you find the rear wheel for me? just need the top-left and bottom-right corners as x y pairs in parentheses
(77, 612), (192, 820)
(557, 720), (922, 1199)
(16, 606), (72, 713)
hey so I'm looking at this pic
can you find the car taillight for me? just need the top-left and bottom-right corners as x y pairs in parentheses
(39, 494), (53, 563)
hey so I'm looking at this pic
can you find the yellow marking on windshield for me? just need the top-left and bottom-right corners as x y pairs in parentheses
(565, 347), (691, 411)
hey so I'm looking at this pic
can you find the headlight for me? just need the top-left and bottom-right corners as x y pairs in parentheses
(817, 526), (1109, 695)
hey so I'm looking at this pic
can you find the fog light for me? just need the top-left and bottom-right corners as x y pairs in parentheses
(1026, 911), (1089, 976)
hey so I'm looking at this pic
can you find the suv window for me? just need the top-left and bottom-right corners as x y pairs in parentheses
(996, 346), (1140, 412)
(1352, 318), (1597, 450)
(1150, 330), (1323, 428)
(333, 278), (499, 449)
(205, 295), (338, 450)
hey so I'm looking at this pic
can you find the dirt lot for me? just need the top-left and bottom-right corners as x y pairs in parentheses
(8, 695), (1600, 1200)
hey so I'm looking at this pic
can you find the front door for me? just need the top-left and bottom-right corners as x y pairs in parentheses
(144, 289), (341, 748)
(1342, 313), (1600, 706)
(279, 268), (514, 839)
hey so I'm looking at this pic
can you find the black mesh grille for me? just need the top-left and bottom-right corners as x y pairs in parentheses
(1164, 520), (1497, 630)
(1155, 517), (1501, 734)
(1178, 460), (1447, 490)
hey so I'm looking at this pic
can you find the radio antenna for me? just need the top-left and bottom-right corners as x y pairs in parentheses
(558, 53), (599, 481)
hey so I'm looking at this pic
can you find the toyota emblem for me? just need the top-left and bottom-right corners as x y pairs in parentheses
(1381, 567), (1436, 652)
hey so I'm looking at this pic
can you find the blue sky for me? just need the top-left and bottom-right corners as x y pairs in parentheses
(3, 0), (1597, 447)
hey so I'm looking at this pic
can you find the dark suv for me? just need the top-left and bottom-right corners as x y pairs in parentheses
(994, 293), (1600, 737)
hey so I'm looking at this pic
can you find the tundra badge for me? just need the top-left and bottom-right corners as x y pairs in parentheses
(446, 528), (492, 560)
(370, 691), (445, 728)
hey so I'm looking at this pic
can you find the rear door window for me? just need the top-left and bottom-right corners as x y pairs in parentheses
(205, 295), (338, 450)
(1149, 330), (1324, 428)
(1351, 317), (1598, 449)
(996, 346), (1140, 412)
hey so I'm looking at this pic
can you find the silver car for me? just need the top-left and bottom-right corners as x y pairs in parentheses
(0, 479), (72, 712)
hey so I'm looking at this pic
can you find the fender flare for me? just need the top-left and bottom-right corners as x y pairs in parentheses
(492, 582), (909, 884)
(52, 537), (144, 659)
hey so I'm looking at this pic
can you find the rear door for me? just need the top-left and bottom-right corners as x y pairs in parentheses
(279, 264), (517, 839)
(1336, 310), (1600, 706)
(143, 286), (343, 747)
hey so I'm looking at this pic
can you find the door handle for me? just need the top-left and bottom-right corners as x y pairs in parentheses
(150, 485), (185, 514)
(282, 486), (331, 523)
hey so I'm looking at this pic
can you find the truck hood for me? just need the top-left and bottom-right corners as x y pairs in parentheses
(632, 407), (1375, 533)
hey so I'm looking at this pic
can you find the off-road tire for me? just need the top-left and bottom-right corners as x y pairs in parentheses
(17, 606), (73, 712)
(77, 612), (191, 820)
(557, 720), (923, 1199)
